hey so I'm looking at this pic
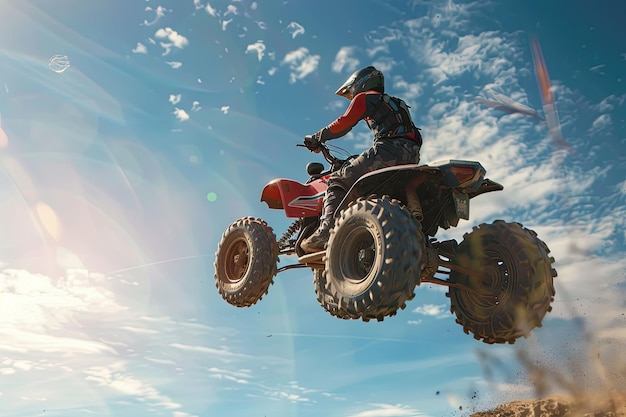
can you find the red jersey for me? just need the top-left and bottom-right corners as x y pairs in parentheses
(319, 91), (421, 145)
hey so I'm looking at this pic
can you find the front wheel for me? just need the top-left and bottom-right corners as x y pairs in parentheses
(448, 221), (557, 344)
(319, 196), (425, 321)
(214, 217), (279, 307)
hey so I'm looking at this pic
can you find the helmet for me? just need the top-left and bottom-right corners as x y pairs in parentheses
(335, 66), (384, 100)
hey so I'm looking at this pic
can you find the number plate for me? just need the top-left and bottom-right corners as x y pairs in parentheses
(453, 192), (470, 220)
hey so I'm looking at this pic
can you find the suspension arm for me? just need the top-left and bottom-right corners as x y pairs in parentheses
(438, 258), (474, 276)
(421, 276), (481, 294)
(276, 264), (311, 274)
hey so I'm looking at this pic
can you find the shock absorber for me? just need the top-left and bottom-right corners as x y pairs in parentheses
(278, 219), (303, 249)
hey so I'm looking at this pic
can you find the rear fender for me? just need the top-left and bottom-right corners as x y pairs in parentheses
(261, 178), (328, 218)
(467, 178), (504, 198)
(335, 164), (431, 215)
(334, 161), (503, 216)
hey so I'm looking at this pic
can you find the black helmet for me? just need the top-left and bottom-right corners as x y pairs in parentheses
(335, 66), (384, 100)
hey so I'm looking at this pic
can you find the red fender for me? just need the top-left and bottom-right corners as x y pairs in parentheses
(261, 177), (328, 218)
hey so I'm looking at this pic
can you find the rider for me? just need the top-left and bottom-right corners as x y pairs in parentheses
(301, 65), (423, 252)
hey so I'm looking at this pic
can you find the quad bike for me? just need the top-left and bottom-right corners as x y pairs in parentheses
(214, 143), (557, 344)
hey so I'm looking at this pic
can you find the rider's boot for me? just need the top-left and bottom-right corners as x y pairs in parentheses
(300, 218), (332, 253)
(301, 187), (345, 253)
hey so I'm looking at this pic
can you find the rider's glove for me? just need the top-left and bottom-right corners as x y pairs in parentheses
(304, 131), (324, 153)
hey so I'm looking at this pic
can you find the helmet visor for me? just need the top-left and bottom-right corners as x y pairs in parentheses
(335, 72), (358, 100)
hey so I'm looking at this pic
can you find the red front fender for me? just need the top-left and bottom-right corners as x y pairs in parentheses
(261, 178), (327, 218)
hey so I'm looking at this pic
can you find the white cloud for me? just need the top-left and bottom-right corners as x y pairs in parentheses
(591, 94), (624, 112)
(0, 267), (129, 361)
(346, 403), (424, 417)
(411, 303), (449, 318)
(84, 362), (184, 410)
(0, 269), (124, 334)
(155, 27), (189, 55)
(332, 47), (360, 73)
(430, 32), (508, 84)
(0, 265), (302, 413)
(0, 263), (191, 413)
(132, 42), (148, 54)
(286, 22), (305, 39)
(173, 108), (190, 121)
(391, 75), (425, 105)
(170, 343), (250, 361)
(402, 15), (519, 88)
(225, 4), (238, 16)
(222, 19), (232, 31)
(205, 2), (217, 17)
(169, 94), (182, 105)
(245, 40), (266, 61)
(0, 328), (116, 355)
(281, 47), (320, 83)
(588, 113), (612, 135)
(368, 45), (389, 57)
(371, 56), (396, 73)
(260, 380), (321, 404)
(166, 61), (183, 69)
(220, 106), (230, 114)
(208, 367), (252, 380)
(143, 6), (169, 26)
(325, 100), (346, 112)
(266, 391), (312, 403)
(208, 367), (251, 384)
(589, 64), (606, 74)
(365, 26), (404, 50)
(120, 325), (160, 335)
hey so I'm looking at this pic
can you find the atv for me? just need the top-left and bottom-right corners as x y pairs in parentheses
(214, 143), (557, 344)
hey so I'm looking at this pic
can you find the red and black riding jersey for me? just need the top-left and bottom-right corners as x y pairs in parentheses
(318, 91), (422, 145)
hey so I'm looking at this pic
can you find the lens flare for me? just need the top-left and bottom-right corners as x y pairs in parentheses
(48, 54), (71, 73)
(0, 115), (8, 147)
(530, 36), (573, 152)
(35, 202), (61, 241)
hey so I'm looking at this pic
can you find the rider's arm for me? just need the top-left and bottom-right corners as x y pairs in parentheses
(315, 92), (371, 142)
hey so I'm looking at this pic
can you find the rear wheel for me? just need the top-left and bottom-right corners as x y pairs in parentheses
(214, 217), (279, 307)
(448, 221), (557, 344)
(319, 196), (424, 321)
(313, 269), (343, 318)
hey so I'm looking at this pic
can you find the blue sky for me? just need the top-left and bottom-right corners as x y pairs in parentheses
(0, 0), (625, 416)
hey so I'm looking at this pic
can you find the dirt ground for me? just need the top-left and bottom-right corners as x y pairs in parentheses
(471, 391), (626, 417)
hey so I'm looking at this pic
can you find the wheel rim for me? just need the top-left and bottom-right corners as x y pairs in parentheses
(339, 225), (376, 283)
(224, 237), (250, 282)
(462, 250), (515, 318)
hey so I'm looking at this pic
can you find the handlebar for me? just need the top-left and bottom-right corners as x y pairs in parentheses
(297, 142), (340, 166)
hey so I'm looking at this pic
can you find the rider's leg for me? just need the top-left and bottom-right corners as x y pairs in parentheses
(300, 139), (420, 253)
(300, 186), (346, 252)
(300, 147), (375, 253)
